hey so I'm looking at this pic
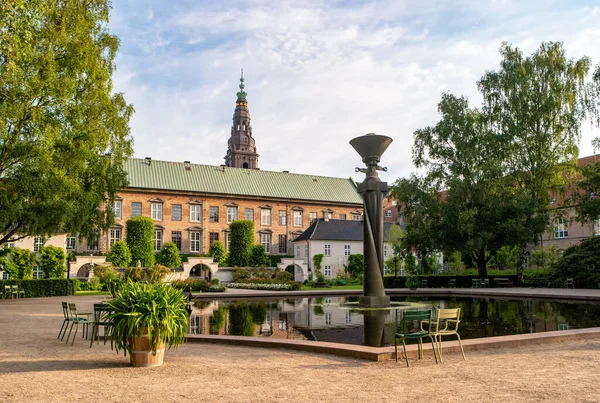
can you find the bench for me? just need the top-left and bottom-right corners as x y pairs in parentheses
(494, 278), (513, 288)
(314, 282), (330, 288)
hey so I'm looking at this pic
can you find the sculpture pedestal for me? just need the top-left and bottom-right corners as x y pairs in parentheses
(359, 295), (391, 308)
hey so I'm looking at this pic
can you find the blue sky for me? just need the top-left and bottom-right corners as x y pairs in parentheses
(108, 0), (600, 182)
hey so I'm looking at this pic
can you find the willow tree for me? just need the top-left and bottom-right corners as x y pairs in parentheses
(0, 0), (133, 246)
(479, 42), (600, 283)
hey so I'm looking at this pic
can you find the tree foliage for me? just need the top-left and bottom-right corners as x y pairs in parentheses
(157, 242), (182, 269)
(125, 216), (155, 267)
(345, 254), (364, 279)
(228, 220), (254, 267)
(208, 240), (227, 264)
(0, 0), (133, 246)
(554, 236), (600, 287)
(40, 245), (66, 278)
(248, 244), (268, 267)
(11, 248), (36, 279)
(575, 161), (600, 223)
(107, 240), (132, 267)
(384, 224), (405, 276)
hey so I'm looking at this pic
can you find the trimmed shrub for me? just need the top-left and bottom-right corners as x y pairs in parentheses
(248, 244), (268, 267)
(93, 264), (120, 288)
(157, 242), (182, 268)
(125, 216), (155, 267)
(232, 267), (251, 282)
(40, 245), (66, 278)
(0, 279), (74, 297)
(208, 241), (227, 264)
(124, 267), (143, 282)
(78, 278), (103, 291)
(107, 241), (132, 267)
(226, 282), (301, 291)
(228, 220), (254, 267)
(11, 248), (36, 279)
(554, 236), (600, 288)
(171, 279), (226, 292)
(146, 264), (171, 284)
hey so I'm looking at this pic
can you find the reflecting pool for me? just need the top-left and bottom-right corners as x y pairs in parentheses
(189, 296), (600, 347)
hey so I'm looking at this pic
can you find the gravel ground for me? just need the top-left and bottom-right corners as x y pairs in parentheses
(1, 295), (599, 403)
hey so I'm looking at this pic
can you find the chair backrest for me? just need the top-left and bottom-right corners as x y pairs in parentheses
(93, 303), (112, 323)
(435, 308), (461, 331)
(4, 285), (10, 292)
(12, 285), (18, 290)
(437, 308), (460, 320)
(68, 303), (78, 317)
(401, 309), (433, 334)
(62, 301), (70, 319)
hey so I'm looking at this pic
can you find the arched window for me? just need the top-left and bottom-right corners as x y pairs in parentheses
(243, 162), (249, 169)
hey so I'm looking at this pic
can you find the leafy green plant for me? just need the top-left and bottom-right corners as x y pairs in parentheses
(146, 264), (171, 284)
(554, 236), (600, 287)
(405, 275), (420, 289)
(345, 254), (364, 278)
(11, 248), (36, 279)
(157, 242), (182, 268)
(447, 251), (463, 271)
(0, 256), (19, 279)
(125, 216), (155, 267)
(124, 267), (143, 282)
(208, 241), (227, 264)
(40, 245), (66, 278)
(248, 244), (268, 267)
(107, 241), (132, 267)
(228, 220), (254, 267)
(107, 282), (188, 355)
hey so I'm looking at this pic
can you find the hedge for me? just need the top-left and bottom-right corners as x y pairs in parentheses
(227, 282), (301, 291)
(0, 279), (75, 298)
(171, 279), (226, 292)
(383, 275), (519, 288)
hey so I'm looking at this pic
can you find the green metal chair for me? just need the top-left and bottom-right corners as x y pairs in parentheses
(395, 309), (438, 367)
(11, 285), (18, 299)
(471, 278), (481, 288)
(428, 308), (466, 362)
(65, 303), (91, 345)
(3, 285), (10, 299)
(58, 301), (76, 340)
(89, 304), (112, 348)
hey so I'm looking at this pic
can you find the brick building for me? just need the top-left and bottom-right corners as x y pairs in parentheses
(73, 73), (363, 256)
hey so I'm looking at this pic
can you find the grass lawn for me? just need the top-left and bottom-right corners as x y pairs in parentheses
(74, 290), (111, 296)
(300, 284), (363, 291)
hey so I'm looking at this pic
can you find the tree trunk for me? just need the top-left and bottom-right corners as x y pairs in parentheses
(476, 250), (487, 278)
(516, 246), (527, 286)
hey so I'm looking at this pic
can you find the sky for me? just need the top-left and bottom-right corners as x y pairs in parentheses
(108, 0), (600, 184)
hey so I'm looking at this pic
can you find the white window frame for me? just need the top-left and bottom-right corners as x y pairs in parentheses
(293, 211), (303, 227)
(6, 238), (16, 249)
(352, 214), (361, 221)
(190, 231), (201, 252)
(324, 244), (331, 256)
(66, 237), (76, 250)
(171, 231), (182, 251)
(172, 204), (182, 221)
(109, 228), (121, 248)
(33, 237), (44, 252)
(385, 209), (392, 218)
(245, 208), (254, 221)
(324, 264), (332, 277)
(325, 312), (332, 325)
(114, 200), (122, 219)
(309, 212), (317, 225)
(190, 205), (201, 222)
(339, 214), (346, 220)
(32, 265), (43, 279)
(261, 233), (271, 253)
(227, 207), (238, 223)
(153, 230), (163, 251)
(151, 203), (163, 220)
(279, 211), (287, 225)
(261, 209), (271, 226)
(2, 271), (9, 280)
(131, 202), (142, 217)
(209, 206), (219, 222)
(344, 244), (351, 256)
(278, 235), (287, 254)
(595, 217), (600, 236)
(554, 218), (568, 239)
(296, 246), (301, 258)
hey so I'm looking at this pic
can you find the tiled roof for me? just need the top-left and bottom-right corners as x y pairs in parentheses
(123, 158), (362, 205)
(293, 219), (395, 242)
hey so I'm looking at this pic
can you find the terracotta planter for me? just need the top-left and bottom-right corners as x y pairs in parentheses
(129, 332), (165, 367)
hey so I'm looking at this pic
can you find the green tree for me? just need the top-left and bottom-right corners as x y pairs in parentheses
(447, 251), (463, 272)
(0, 0), (133, 247)
(0, 256), (18, 279)
(125, 216), (155, 267)
(384, 224), (405, 276)
(345, 254), (364, 279)
(228, 220), (254, 267)
(208, 240), (227, 264)
(107, 240), (132, 267)
(11, 248), (36, 279)
(40, 245), (66, 278)
(575, 159), (600, 224)
(478, 42), (599, 282)
(157, 242), (182, 269)
(248, 244), (268, 267)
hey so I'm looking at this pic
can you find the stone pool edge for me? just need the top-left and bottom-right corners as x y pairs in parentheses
(186, 327), (600, 362)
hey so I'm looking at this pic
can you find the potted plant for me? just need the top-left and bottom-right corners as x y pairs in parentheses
(107, 281), (188, 367)
(405, 275), (420, 290)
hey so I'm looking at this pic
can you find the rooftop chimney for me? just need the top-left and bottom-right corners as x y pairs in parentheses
(145, 157), (152, 165)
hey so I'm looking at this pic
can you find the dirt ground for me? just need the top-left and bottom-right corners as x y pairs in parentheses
(1, 295), (599, 403)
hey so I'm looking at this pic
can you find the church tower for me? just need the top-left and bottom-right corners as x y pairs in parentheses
(224, 71), (259, 169)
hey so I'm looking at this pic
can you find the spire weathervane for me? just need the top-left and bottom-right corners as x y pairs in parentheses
(236, 69), (247, 98)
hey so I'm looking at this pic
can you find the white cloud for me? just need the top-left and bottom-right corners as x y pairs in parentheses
(109, 0), (600, 182)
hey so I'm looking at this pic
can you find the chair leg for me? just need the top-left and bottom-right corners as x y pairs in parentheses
(437, 334), (444, 362)
(402, 340), (409, 367)
(71, 323), (79, 346)
(58, 320), (67, 339)
(90, 324), (97, 348)
(430, 336), (438, 364)
(456, 333), (466, 361)
(394, 339), (398, 362)
(65, 321), (75, 343)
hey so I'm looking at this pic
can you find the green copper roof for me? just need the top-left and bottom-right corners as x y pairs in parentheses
(124, 158), (362, 205)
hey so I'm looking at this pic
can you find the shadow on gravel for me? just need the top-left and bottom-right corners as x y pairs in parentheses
(0, 359), (128, 373)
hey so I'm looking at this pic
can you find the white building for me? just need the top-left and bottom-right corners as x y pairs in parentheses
(0, 234), (67, 280)
(283, 218), (399, 281)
